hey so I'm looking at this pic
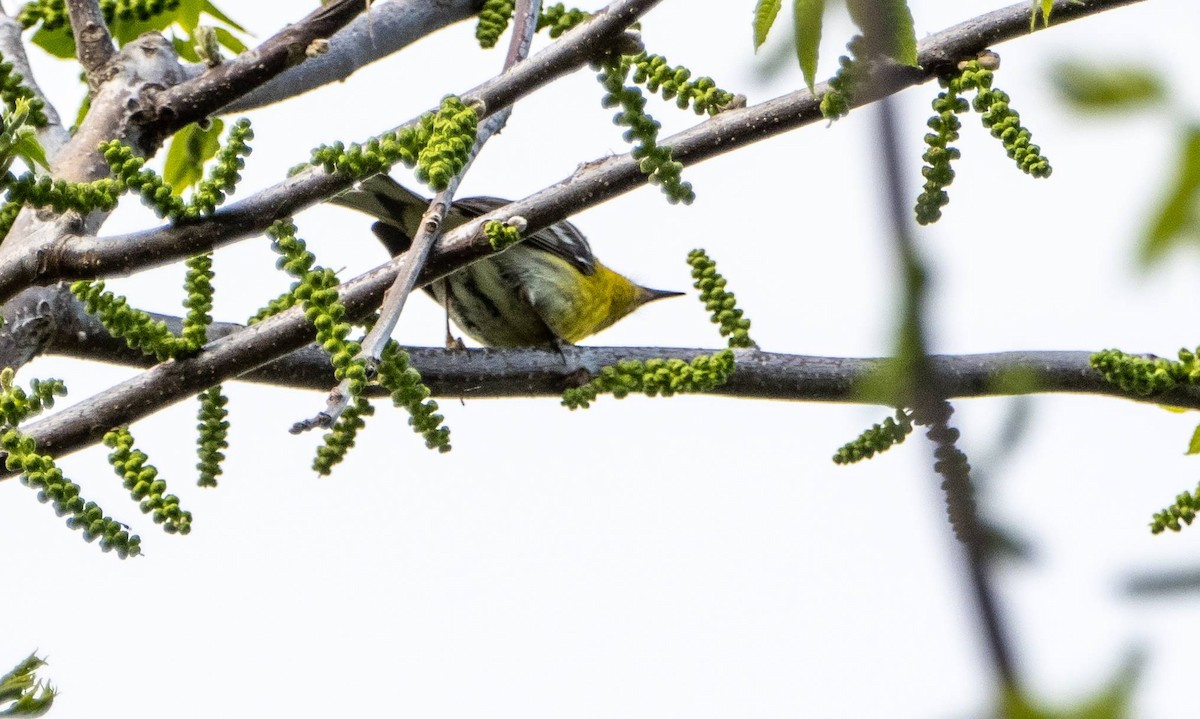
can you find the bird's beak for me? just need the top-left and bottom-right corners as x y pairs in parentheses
(638, 287), (686, 304)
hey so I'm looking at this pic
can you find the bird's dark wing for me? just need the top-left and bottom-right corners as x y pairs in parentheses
(455, 197), (596, 276)
(331, 176), (596, 275)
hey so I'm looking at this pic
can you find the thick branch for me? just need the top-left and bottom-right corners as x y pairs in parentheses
(220, 0), (481, 114)
(66, 0), (115, 84)
(149, 0), (369, 140)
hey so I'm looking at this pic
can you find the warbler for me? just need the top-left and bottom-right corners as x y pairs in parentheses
(332, 175), (682, 348)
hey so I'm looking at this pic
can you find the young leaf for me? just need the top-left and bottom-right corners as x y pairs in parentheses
(846, 0), (918, 66)
(753, 0), (782, 50)
(10, 131), (49, 171)
(1188, 422), (1200, 455)
(213, 26), (248, 54)
(793, 0), (825, 92)
(164, 120), (225, 194)
(1140, 126), (1200, 267)
(1035, 0), (1053, 28)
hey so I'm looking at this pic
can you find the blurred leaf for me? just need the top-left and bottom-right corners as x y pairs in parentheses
(30, 0), (245, 56)
(999, 654), (1140, 718)
(30, 26), (75, 59)
(173, 34), (202, 64)
(1126, 566), (1200, 596)
(1051, 61), (1165, 112)
(846, 0), (917, 66)
(984, 520), (1035, 563)
(164, 119), (224, 193)
(793, 0), (825, 92)
(213, 26), (247, 54)
(753, 0), (782, 50)
(202, 0), (248, 33)
(1140, 126), (1200, 267)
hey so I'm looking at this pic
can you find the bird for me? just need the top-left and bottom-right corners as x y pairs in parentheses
(331, 174), (682, 348)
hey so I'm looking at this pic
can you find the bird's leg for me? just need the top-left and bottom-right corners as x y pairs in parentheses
(440, 282), (466, 350)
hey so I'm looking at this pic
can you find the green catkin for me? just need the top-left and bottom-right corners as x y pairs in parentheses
(475, 0), (514, 48)
(1089, 348), (1187, 396)
(103, 427), (192, 534)
(71, 280), (181, 361)
(483, 219), (522, 251)
(309, 96), (476, 191)
(833, 409), (914, 464)
(687, 249), (754, 348)
(19, 0), (180, 32)
(537, 4), (588, 37)
(598, 56), (694, 204)
(3, 425), (141, 557)
(915, 58), (1051, 224)
(179, 253), (214, 352)
(377, 341), (451, 452)
(196, 386), (229, 488)
(0, 57), (48, 127)
(1150, 481), (1200, 534)
(313, 396), (375, 475)
(820, 35), (868, 120)
(562, 350), (738, 410)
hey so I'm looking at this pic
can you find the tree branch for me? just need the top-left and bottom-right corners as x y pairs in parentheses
(66, 0), (114, 85)
(148, 0), (369, 141)
(38, 0), (1141, 298)
(219, 0), (481, 114)
(0, 0), (661, 305)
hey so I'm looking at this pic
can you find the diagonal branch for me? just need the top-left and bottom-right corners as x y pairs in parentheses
(148, 0), (367, 141)
(219, 0), (481, 114)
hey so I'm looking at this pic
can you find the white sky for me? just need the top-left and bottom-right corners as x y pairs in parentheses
(3, 1), (1200, 717)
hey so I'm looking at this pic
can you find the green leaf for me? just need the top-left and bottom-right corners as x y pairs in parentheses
(753, 0), (782, 50)
(793, 0), (825, 92)
(846, 0), (918, 66)
(163, 119), (224, 194)
(1140, 126), (1200, 267)
(30, 26), (75, 59)
(213, 26), (248, 54)
(999, 653), (1140, 719)
(1051, 61), (1165, 112)
(172, 34), (201, 63)
(1187, 421), (1200, 455)
(1033, 0), (1053, 29)
(10, 131), (48, 171)
(202, 0), (248, 33)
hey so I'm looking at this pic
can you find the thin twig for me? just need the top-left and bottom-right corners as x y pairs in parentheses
(294, 0), (542, 431)
(65, 0), (114, 85)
